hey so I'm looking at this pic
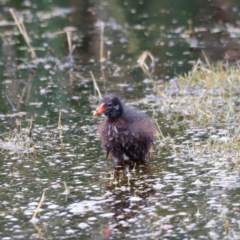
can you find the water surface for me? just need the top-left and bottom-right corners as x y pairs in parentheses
(0, 0), (240, 239)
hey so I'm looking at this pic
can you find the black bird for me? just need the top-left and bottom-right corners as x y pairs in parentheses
(93, 94), (155, 165)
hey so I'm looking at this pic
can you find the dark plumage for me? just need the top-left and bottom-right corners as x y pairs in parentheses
(93, 94), (155, 164)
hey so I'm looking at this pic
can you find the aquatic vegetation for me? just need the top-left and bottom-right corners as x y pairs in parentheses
(0, 119), (35, 154)
(154, 60), (240, 179)
(155, 60), (240, 125)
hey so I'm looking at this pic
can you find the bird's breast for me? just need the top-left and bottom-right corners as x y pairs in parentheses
(105, 122), (120, 137)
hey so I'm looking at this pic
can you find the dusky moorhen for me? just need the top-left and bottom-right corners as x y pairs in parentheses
(93, 94), (155, 164)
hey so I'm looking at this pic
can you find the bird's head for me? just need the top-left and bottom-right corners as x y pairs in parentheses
(93, 94), (123, 118)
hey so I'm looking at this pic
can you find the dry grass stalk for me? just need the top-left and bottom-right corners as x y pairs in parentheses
(30, 190), (45, 221)
(29, 116), (33, 138)
(107, 51), (111, 60)
(58, 110), (64, 150)
(58, 110), (62, 130)
(4, 92), (16, 111)
(137, 51), (155, 74)
(225, 220), (229, 235)
(99, 21), (105, 62)
(62, 181), (70, 195)
(63, 27), (77, 61)
(138, 51), (167, 98)
(32, 223), (46, 240)
(90, 71), (102, 99)
(17, 71), (34, 110)
(9, 8), (36, 60)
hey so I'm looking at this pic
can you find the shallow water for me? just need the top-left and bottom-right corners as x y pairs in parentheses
(0, 0), (240, 239)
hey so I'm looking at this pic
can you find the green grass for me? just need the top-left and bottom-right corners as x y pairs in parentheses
(155, 61), (240, 125)
(153, 60), (240, 168)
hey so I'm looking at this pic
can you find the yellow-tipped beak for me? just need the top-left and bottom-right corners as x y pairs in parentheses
(93, 103), (105, 116)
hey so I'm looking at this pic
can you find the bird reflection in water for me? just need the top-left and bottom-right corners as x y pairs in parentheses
(99, 163), (157, 238)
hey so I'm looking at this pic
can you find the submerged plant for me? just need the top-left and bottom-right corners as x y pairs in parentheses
(0, 123), (36, 154)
